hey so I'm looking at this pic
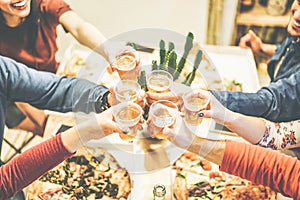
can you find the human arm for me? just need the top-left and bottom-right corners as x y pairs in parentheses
(0, 55), (110, 113)
(163, 119), (300, 199)
(0, 108), (123, 198)
(239, 30), (276, 58)
(211, 71), (300, 122)
(147, 87), (300, 149)
(198, 89), (300, 149)
(59, 11), (109, 61)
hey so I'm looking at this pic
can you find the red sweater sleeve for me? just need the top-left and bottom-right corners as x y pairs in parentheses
(0, 134), (73, 199)
(220, 140), (300, 199)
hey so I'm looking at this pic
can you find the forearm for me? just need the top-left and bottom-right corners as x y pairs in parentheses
(61, 118), (108, 153)
(30, 77), (110, 113)
(60, 11), (108, 60)
(210, 90), (273, 119)
(2, 56), (110, 113)
(186, 137), (226, 166)
(210, 81), (300, 123)
(223, 110), (266, 144)
(260, 43), (276, 58)
(74, 22), (108, 60)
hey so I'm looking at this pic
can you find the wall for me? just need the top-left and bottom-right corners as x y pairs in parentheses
(56, 0), (209, 60)
(219, 0), (238, 45)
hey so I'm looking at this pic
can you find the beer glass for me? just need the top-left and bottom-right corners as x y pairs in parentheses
(147, 70), (173, 93)
(148, 100), (178, 139)
(113, 50), (139, 80)
(115, 80), (141, 103)
(182, 90), (210, 126)
(112, 102), (143, 142)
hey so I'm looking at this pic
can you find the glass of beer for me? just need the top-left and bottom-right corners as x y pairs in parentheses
(182, 90), (210, 126)
(112, 102), (143, 142)
(147, 70), (173, 93)
(113, 50), (139, 80)
(115, 80), (141, 103)
(148, 100), (178, 139)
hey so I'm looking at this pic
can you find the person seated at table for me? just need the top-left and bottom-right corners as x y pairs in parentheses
(210, 0), (300, 123)
(147, 1), (300, 157)
(0, 107), (124, 199)
(0, 54), (137, 198)
(0, 0), (133, 136)
(154, 90), (300, 200)
(0, 54), (147, 199)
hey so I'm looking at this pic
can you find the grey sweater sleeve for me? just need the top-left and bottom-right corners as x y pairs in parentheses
(0, 55), (109, 114)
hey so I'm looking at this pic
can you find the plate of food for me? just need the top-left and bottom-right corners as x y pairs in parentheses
(172, 151), (277, 200)
(57, 43), (112, 84)
(24, 148), (131, 200)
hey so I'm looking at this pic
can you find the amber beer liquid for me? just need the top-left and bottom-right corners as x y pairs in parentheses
(147, 75), (171, 93)
(113, 102), (142, 142)
(114, 51), (138, 80)
(115, 54), (136, 71)
(115, 80), (141, 103)
(183, 93), (210, 126)
(147, 70), (173, 93)
(117, 89), (137, 101)
(149, 100), (178, 139)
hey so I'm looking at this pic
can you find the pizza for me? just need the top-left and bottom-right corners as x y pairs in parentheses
(25, 148), (131, 200)
(173, 151), (277, 200)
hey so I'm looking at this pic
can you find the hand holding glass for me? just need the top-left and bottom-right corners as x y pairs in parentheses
(112, 50), (139, 80)
(182, 90), (210, 126)
(115, 80), (141, 103)
(147, 70), (173, 93)
(112, 102), (143, 142)
(148, 100), (178, 140)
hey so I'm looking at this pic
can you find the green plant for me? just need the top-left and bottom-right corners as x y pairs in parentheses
(150, 32), (202, 86)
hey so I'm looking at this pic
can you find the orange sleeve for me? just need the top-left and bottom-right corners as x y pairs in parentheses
(220, 140), (300, 199)
(0, 134), (73, 198)
(40, 0), (72, 22)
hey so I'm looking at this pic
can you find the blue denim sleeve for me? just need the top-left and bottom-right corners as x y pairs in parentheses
(211, 71), (300, 122)
(0, 56), (109, 113)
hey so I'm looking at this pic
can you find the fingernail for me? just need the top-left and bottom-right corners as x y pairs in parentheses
(198, 113), (204, 117)
(122, 127), (130, 134)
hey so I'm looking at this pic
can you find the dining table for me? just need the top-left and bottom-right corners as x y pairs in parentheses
(24, 28), (281, 199)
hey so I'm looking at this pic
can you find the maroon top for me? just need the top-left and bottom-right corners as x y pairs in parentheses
(0, 134), (73, 199)
(0, 0), (71, 73)
(220, 140), (300, 199)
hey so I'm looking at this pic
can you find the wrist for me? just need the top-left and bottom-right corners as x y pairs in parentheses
(61, 128), (83, 153)
(260, 43), (276, 57)
(223, 110), (239, 129)
(187, 137), (226, 166)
